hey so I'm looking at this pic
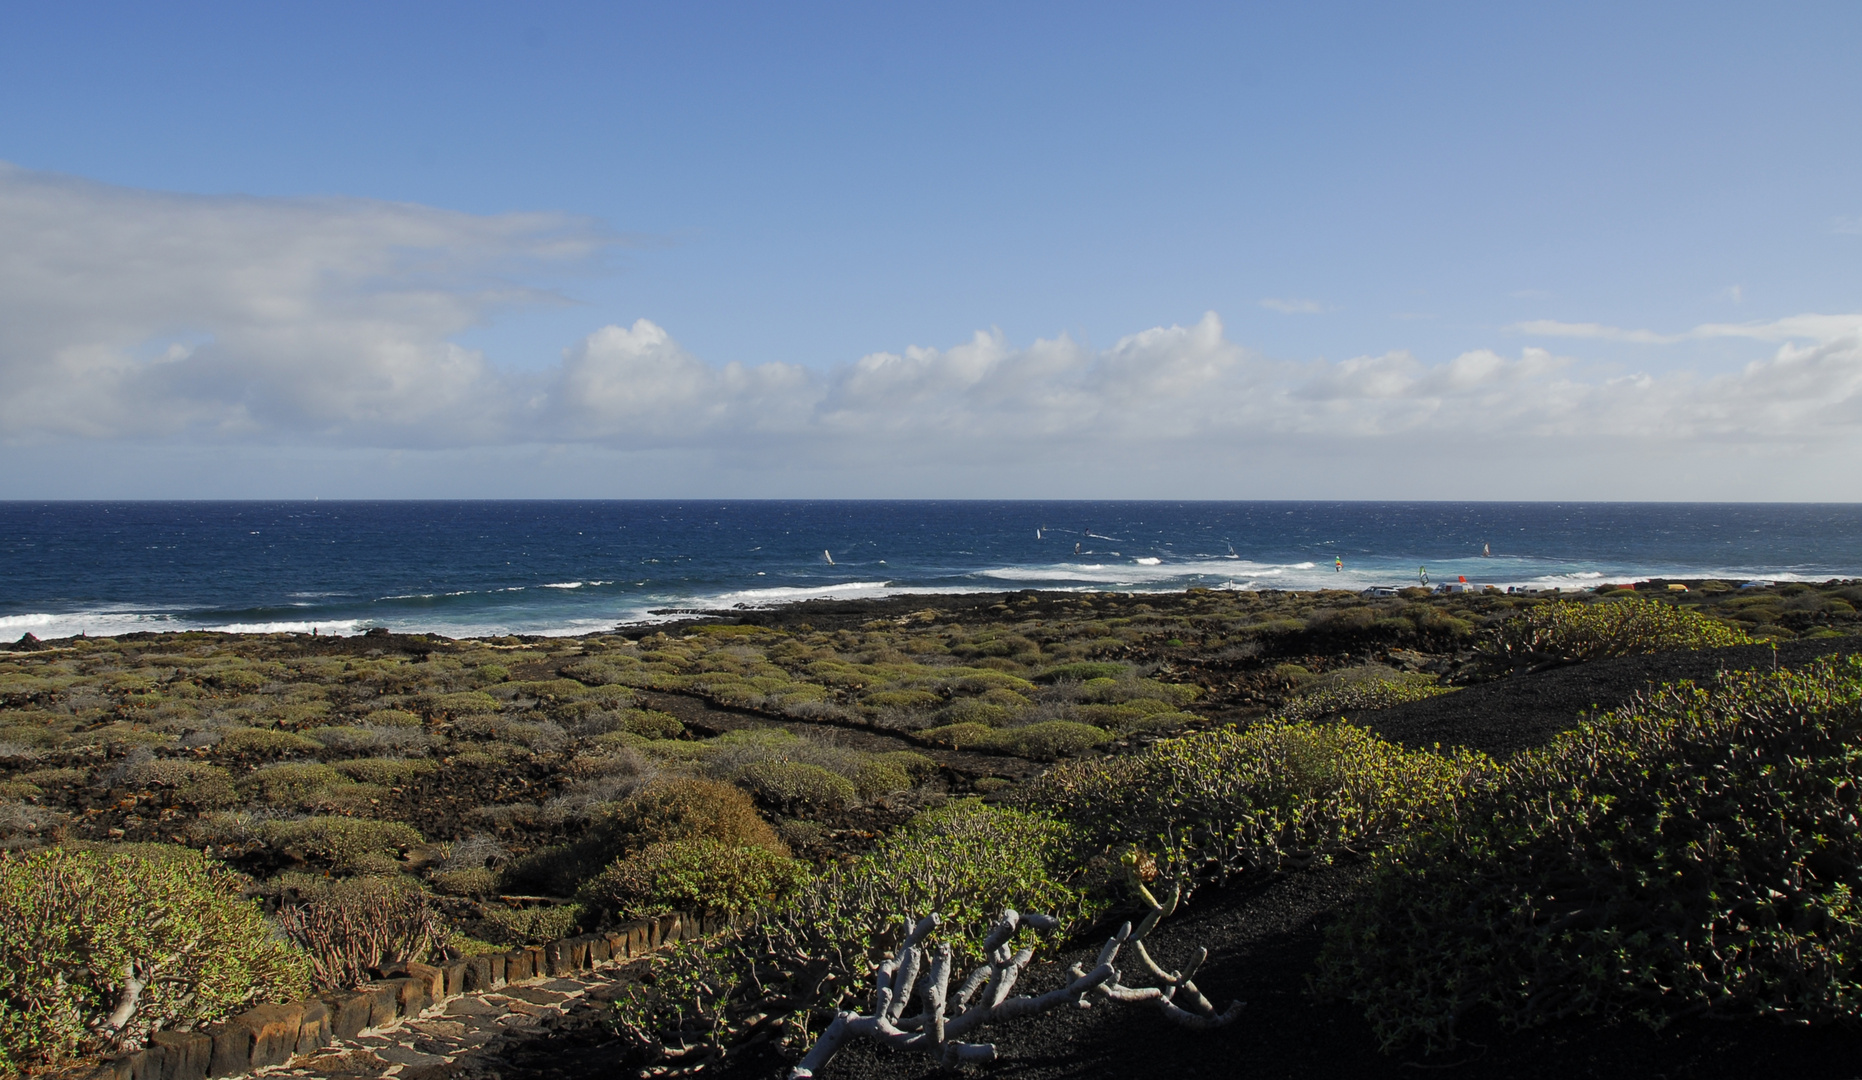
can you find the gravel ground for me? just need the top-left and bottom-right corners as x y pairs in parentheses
(464, 638), (1862, 1080)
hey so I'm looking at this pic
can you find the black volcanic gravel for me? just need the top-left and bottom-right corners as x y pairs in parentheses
(1367, 636), (1862, 758)
(449, 637), (1862, 1080)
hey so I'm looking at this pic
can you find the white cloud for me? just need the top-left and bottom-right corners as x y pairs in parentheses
(0, 161), (612, 446)
(1510, 313), (1862, 346)
(5, 162), (1862, 497)
(1259, 297), (1325, 314)
(1507, 320), (1683, 344)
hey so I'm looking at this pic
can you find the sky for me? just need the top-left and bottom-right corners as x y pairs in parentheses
(2, 2), (1861, 500)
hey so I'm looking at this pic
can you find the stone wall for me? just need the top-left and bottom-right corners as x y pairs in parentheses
(92, 910), (725, 1080)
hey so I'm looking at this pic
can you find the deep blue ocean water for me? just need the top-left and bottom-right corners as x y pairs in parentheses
(2, 501), (1859, 640)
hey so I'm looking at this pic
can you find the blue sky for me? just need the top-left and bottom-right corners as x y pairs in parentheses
(2, 2), (1861, 498)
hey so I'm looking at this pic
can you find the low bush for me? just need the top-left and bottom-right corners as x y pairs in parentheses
(576, 837), (807, 921)
(1487, 597), (1752, 663)
(431, 867), (499, 896)
(122, 760), (237, 808)
(502, 777), (784, 897)
(848, 759), (914, 798)
(274, 876), (444, 991)
(433, 692), (502, 716)
(0, 726), (63, 750)
(239, 762), (345, 804)
(860, 689), (941, 711)
(613, 708), (683, 739)
(930, 698), (1019, 728)
(1315, 658), (1862, 1052)
(258, 817), (423, 875)
(0, 845), (310, 1070)
(987, 720), (1111, 760)
(481, 902), (583, 945)
(1019, 719), (1486, 891)
(735, 760), (857, 811)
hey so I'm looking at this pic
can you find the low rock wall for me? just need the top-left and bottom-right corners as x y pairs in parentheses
(92, 910), (724, 1080)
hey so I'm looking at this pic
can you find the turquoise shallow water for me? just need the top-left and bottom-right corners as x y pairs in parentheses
(2, 501), (1858, 639)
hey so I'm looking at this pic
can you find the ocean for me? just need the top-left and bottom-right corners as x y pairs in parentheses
(2, 501), (1859, 640)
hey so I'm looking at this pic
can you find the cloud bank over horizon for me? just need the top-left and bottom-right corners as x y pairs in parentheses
(4, 163), (1861, 500)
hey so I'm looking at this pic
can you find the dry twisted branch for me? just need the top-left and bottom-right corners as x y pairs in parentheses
(788, 897), (1242, 1078)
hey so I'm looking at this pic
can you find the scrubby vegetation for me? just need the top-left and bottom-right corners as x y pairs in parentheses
(1019, 718), (1488, 891)
(608, 800), (1094, 1070)
(0, 578), (1855, 1071)
(0, 845), (310, 1071)
(1315, 656), (1862, 1051)
(1487, 596), (1754, 664)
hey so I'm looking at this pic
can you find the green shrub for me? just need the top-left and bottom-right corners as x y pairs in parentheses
(932, 698), (1018, 727)
(849, 760), (914, 798)
(987, 720), (1111, 760)
(0, 727), (64, 750)
(207, 669), (267, 693)
(1314, 658), (1862, 1052)
(482, 902), (583, 945)
(1488, 597), (1752, 663)
(122, 760), (236, 809)
(577, 837), (807, 921)
(239, 762), (344, 804)
(0, 845), (310, 1069)
(258, 817), (423, 874)
(735, 760), (857, 811)
(614, 708), (683, 739)
(433, 692), (501, 716)
(431, 867), (500, 897)
(502, 777), (783, 897)
(1020, 719), (1486, 889)
(264, 701), (330, 727)
(217, 728), (320, 756)
(1074, 705), (1195, 734)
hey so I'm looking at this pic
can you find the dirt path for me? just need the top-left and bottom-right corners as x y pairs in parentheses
(263, 963), (646, 1080)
